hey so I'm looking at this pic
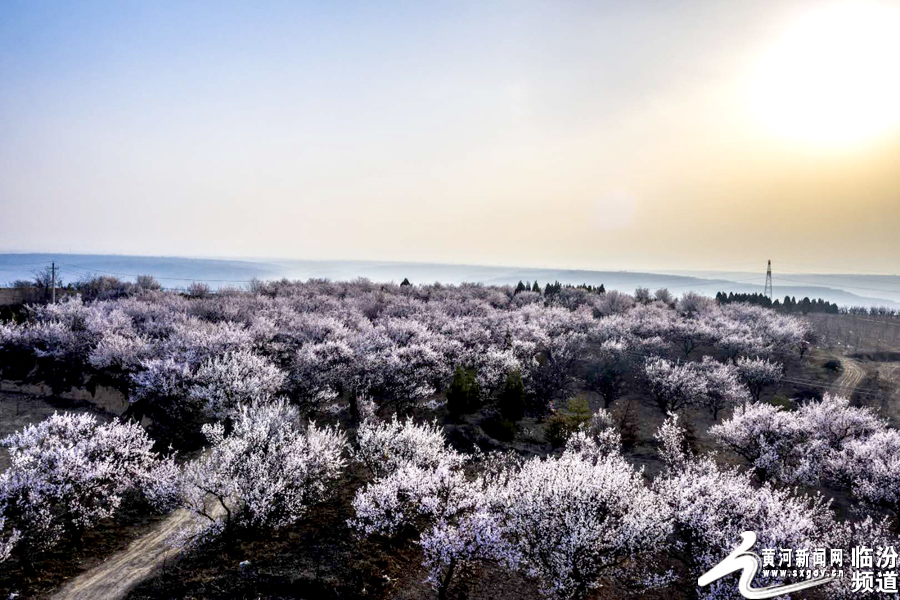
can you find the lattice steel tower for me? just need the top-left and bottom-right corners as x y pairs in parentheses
(764, 260), (773, 299)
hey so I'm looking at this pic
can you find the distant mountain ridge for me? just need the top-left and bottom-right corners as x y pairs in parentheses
(1, 253), (897, 309)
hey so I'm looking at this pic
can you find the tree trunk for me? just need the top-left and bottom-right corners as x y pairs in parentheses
(349, 391), (360, 425)
(438, 557), (456, 600)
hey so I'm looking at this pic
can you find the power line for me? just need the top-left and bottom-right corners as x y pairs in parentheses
(0, 260), (56, 267)
(774, 260), (898, 277)
(833, 316), (900, 328)
(51, 261), (768, 290)
(660, 260), (770, 273)
(780, 378), (887, 400)
(779, 375), (886, 395)
(0, 262), (55, 273)
(775, 276), (900, 297)
(809, 314), (900, 329)
(59, 263), (256, 284)
(661, 275), (768, 290)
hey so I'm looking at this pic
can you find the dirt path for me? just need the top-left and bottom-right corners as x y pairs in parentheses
(835, 357), (865, 398)
(886, 363), (900, 382)
(49, 508), (206, 600)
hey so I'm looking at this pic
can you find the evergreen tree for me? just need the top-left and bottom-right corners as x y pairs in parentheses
(717, 291), (837, 315)
(447, 366), (481, 419)
(498, 369), (526, 422)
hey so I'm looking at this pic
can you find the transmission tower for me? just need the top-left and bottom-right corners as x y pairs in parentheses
(764, 259), (773, 300)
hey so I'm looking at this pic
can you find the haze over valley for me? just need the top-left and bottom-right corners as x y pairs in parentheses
(2, 253), (898, 308)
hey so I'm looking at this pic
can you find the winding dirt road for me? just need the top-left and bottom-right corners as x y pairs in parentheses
(49, 508), (204, 600)
(834, 357), (865, 398)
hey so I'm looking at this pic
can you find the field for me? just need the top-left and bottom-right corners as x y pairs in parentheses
(807, 312), (900, 354)
(806, 312), (900, 424)
(1, 283), (899, 600)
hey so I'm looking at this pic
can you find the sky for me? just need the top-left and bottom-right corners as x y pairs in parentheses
(1, 0), (899, 274)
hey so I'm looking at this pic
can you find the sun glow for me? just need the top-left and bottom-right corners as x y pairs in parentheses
(750, 1), (900, 149)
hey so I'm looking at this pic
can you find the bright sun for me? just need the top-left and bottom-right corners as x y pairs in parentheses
(750, 1), (900, 149)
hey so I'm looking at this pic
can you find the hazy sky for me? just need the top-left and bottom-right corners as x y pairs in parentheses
(2, 1), (899, 273)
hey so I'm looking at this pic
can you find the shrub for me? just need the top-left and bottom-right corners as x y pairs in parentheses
(446, 366), (481, 419)
(544, 396), (592, 447)
(73, 275), (134, 301)
(497, 369), (525, 422)
(136, 274), (162, 291)
(481, 415), (517, 442)
(544, 412), (570, 447)
(613, 397), (639, 449)
(188, 282), (211, 298)
(566, 394), (592, 429)
(769, 394), (791, 409)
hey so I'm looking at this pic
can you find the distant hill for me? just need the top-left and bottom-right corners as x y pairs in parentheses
(662, 270), (900, 308)
(1, 253), (897, 309)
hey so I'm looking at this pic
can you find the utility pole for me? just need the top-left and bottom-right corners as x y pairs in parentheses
(51, 261), (56, 304)
(764, 259), (773, 300)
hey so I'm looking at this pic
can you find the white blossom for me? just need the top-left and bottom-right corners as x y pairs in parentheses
(189, 349), (286, 418)
(644, 356), (708, 413)
(0, 412), (173, 560)
(355, 415), (463, 479)
(735, 356), (783, 402)
(179, 398), (346, 540)
(493, 451), (672, 600)
(654, 417), (844, 600)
